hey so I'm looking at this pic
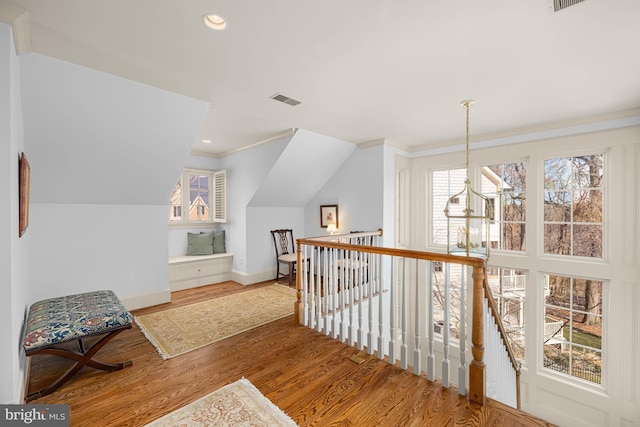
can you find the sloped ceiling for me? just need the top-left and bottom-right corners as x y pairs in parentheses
(20, 52), (209, 205)
(248, 129), (357, 207)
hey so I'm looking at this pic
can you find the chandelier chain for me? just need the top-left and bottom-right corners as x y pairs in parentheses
(465, 103), (470, 172)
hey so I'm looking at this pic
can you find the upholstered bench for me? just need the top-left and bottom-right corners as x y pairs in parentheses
(23, 290), (133, 401)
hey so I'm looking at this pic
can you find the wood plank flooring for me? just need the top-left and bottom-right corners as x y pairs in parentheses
(26, 281), (554, 426)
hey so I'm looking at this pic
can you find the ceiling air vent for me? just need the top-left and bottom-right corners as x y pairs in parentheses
(553, 0), (586, 12)
(270, 93), (301, 106)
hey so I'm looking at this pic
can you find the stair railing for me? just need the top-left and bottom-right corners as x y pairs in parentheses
(295, 229), (521, 409)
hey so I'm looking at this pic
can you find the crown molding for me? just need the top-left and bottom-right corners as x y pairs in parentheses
(0, 3), (31, 55)
(215, 129), (296, 158)
(358, 138), (411, 152)
(409, 107), (640, 155)
(410, 108), (640, 158)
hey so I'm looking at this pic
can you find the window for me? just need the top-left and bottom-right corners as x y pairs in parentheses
(483, 162), (526, 251)
(431, 262), (467, 341)
(431, 168), (466, 246)
(543, 154), (603, 258)
(543, 274), (603, 385)
(485, 198), (495, 221)
(421, 141), (613, 391)
(433, 165), (524, 251)
(486, 266), (527, 361)
(169, 168), (226, 225)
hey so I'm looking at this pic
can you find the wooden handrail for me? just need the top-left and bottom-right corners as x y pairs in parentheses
(296, 239), (485, 270)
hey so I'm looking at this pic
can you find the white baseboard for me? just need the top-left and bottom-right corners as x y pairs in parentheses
(121, 288), (171, 311)
(231, 269), (275, 286)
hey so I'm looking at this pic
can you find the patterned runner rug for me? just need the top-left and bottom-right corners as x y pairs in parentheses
(136, 285), (296, 359)
(144, 378), (298, 426)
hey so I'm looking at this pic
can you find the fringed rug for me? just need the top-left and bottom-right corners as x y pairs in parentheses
(144, 378), (298, 426)
(136, 285), (296, 359)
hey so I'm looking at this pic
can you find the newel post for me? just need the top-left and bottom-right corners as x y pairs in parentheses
(295, 240), (303, 324)
(469, 263), (486, 405)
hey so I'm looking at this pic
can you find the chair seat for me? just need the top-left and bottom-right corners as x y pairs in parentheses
(278, 253), (297, 263)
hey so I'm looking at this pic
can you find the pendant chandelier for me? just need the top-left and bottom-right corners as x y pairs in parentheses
(444, 100), (492, 259)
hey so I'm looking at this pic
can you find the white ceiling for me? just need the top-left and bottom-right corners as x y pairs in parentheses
(4, 0), (640, 156)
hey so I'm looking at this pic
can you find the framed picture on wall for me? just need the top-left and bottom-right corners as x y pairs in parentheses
(320, 204), (338, 228)
(19, 152), (31, 237)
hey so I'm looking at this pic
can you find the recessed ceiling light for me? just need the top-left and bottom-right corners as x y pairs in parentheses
(202, 139), (212, 144)
(203, 14), (227, 30)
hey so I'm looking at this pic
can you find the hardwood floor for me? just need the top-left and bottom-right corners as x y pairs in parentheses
(26, 281), (554, 426)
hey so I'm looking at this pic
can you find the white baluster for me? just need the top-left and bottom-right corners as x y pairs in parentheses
(316, 247), (322, 332)
(357, 248), (365, 350)
(323, 247), (331, 335)
(331, 247), (339, 339)
(458, 264), (467, 395)
(413, 259), (421, 376)
(442, 262), (451, 387)
(367, 249), (375, 355)
(374, 234), (380, 294)
(302, 245), (309, 326)
(388, 257), (396, 364)
(348, 249), (356, 347)
(309, 247), (316, 329)
(339, 249), (346, 342)
(400, 258), (408, 370)
(427, 261), (435, 381)
(377, 253), (385, 360)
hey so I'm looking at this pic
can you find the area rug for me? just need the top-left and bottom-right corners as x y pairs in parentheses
(136, 285), (296, 359)
(144, 378), (298, 426)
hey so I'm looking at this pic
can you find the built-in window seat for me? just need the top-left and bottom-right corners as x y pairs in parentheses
(168, 253), (233, 291)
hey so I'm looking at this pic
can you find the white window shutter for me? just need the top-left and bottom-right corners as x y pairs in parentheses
(213, 170), (227, 223)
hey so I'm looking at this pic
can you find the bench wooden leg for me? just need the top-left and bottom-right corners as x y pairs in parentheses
(26, 326), (132, 401)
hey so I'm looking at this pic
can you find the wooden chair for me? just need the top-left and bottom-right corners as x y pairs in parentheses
(271, 229), (301, 287)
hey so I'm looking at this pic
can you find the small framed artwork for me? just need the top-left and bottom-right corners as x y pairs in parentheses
(320, 204), (338, 228)
(19, 152), (30, 237)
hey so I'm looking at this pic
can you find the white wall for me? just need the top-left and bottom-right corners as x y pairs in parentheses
(1, 22), (30, 404)
(17, 53), (209, 310)
(305, 144), (385, 237)
(382, 143), (406, 248)
(29, 204), (169, 304)
(249, 129), (356, 207)
(246, 207), (305, 276)
(19, 53), (208, 206)
(219, 136), (290, 274)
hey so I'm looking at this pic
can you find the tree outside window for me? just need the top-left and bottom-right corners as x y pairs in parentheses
(543, 274), (603, 385)
(543, 154), (603, 258)
(484, 162), (526, 251)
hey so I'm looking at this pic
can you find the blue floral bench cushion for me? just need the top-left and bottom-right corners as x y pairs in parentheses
(23, 290), (133, 353)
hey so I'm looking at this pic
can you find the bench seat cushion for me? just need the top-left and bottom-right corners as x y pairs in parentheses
(23, 290), (133, 353)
